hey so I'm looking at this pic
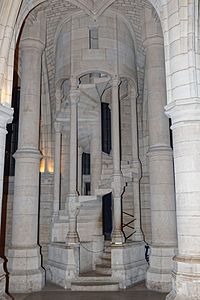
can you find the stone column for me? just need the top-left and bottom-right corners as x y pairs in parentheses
(111, 76), (124, 244)
(165, 102), (200, 300)
(0, 104), (13, 299)
(53, 122), (61, 217)
(7, 21), (45, 293)
(90, 110), (101, 194)
(78, 146), (83, 195)
(66, 82), (80, 244)
(130, 87), (143, 241)
(144, 32), (177, 292)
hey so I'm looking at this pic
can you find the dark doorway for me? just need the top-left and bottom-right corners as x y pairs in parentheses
(4, 76), (20, 176)
(101, 103), (111, 154)
(102, 192), (112, 240)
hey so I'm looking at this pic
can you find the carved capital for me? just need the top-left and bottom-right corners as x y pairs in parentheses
(0, 104), (13, 131)
(112, 76), (121, 88)
(68, 194), (80, 217)
(111, 173), (125, 197)
(21, 11), (46, 50)
(69, 89), (80, 105)
(130, 87), (138, 100)
(132, 159), (142, 180)
(54, 122), (61, 133)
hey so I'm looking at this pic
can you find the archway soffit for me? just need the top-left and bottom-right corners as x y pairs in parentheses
(16, 0), (161, 28)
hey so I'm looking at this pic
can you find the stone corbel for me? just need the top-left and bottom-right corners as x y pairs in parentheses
(54, 122), (62, 134)
(131, 159), (142, 181)
(112, 75), (121, 89)
(69, 89), (80, 106)
(68, 78), (80, 105)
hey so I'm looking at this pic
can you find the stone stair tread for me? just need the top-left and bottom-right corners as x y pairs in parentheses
(71, 280), (119, 291)
(79, 273), (111, 279)
(101, 256), (111, 261)
(79, 83), (96, 89)
(95, 188), (112, 196)
(72, 281), (118, 286)
(96, 264), (111, 269)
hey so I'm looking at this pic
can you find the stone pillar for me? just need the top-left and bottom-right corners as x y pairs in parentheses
(66, 82), (80, 244)
(144, 33), (177, 292)
(111, 76), (124, 244)
(130, 87), (143, 241)
(53, 122), (61, 216)
(7, 18), (45, 293)
(90, 110), (101, 194)
(0, 104), (13, 299)
(165, 102), (200, 300)
(78, 146), (83, 195)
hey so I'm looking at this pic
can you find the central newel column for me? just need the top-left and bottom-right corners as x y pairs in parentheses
(53, 122), (61, 217)
(66, 79), (80, 244)
(90, 105), (101, 195)
(7, 12), (46, 293)
(111, 76), (124, 244)
(144, 9), (177, 293)
(130, 86), (143, 241)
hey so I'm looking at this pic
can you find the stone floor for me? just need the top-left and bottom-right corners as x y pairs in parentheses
(12, 282), (167, 300)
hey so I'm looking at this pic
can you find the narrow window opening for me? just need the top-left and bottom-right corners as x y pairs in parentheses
(101, 102), (111, 154)
(89, 27), (98, 49)
(82, 152), (91, 195)
(4, 73), (20, 176)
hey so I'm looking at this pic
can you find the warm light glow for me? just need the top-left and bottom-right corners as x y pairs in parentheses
(40, 158), (45, 173)
(1, 87), (10, 106)
(48, 160), (54, 173)
(40, 157), (54, 173)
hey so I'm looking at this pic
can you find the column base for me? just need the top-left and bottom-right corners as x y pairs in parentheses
(66, 231), (79, 245)
(111, 241), (147, 288)
(146, 245), (176, 293)
(7, 247), (45, 293)
(112, 230), (124, 245)
(166, 291), (189, 300)
(0, 294), (11, 300)
(47, 242), (80, 289)
(131, 228), (143, 242)
(0, 258), (11, 299)
(166, 256), (200, 300)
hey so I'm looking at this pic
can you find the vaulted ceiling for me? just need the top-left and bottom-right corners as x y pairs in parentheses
(69, 0), (116, 15)
(19, 0), (161, 19)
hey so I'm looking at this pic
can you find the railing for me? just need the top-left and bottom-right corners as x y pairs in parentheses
(122, 211), (136, 242)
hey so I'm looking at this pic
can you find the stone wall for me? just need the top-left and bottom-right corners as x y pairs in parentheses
(3, 0), (155, 266)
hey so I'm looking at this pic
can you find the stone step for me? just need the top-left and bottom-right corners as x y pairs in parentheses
(79, 195), (98, 203)
(79, 83), (96, 89)
(99, 184), (111, 190)
(93, 77), (110, 85)
(95, 264), (112, 276)
(95, 188), (112, 196)
(102, 167), (113, 171)
(101, 174), (112, 180)
(101, 170), (112, 175)
(101, 257), (111, 267)
(99, 184), (110, 189)
(102, 166), (113, 171)
(71, 280), (119, 291)
(102, 248), (111, 255)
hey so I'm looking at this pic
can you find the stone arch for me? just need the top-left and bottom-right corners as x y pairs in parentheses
(0, 0), (163, 106)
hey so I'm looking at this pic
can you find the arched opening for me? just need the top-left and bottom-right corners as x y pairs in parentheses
(0, 0), (177, 296)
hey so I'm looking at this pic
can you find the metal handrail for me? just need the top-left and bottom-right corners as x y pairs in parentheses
(122, 211), (136, 241)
